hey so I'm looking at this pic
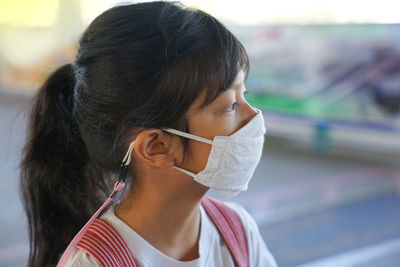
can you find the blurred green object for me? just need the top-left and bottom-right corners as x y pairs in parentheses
(245, 92), (360, 121)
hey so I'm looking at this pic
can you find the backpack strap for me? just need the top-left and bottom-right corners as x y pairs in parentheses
(201, 196), (249, 267)
(75, 219), (138, 267)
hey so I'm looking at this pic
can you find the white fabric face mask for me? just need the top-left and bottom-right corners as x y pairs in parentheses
(164, 109), (266, 199)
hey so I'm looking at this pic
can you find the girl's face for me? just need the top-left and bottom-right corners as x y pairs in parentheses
(181, 69), (257, 174)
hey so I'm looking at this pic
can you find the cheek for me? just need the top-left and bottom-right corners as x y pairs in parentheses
(185, 140), (212, 173)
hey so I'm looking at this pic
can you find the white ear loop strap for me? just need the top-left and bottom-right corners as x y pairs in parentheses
(173, 166), (196, 177)
(163, 128), (213, 145)
(162, 128), (213, 177)
(122, 141), (135, 166)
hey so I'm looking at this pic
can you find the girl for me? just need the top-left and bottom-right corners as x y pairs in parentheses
(20, 1), (277, 266)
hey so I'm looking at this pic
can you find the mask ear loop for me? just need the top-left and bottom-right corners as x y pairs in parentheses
(57, 141), (135, 267)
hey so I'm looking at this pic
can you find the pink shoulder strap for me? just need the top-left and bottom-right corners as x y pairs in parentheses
(201, 196), (249, 267)
(75, 219), (138, 267)
(57, 181), (126, 267)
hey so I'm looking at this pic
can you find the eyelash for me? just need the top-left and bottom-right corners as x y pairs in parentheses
(224, 101), (239, 112)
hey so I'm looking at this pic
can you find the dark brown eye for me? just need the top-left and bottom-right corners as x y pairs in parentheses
(224, 102), (239, 112)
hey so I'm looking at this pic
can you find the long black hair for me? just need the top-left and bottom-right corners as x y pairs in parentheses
(20, 1), (249, 266)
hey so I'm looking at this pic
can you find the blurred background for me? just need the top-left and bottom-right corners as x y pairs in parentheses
(1, 0), (399, 266)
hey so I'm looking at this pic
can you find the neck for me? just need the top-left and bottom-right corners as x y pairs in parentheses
(115, 178), (207, 261)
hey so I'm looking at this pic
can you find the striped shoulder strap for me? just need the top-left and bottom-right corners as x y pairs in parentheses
(201, 196), (249, 267)
(76, 219), (138, 267)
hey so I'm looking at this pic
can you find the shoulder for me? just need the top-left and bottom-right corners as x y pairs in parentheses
(64, 248), (100, 267)
(223, 201), (263, 241)
(224, 201), (278, 267)
(224, 202), (257, 230)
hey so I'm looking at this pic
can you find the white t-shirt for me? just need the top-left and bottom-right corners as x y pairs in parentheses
(66, 202), (277, 267)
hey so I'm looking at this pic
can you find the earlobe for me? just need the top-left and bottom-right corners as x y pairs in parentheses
(133, 129), (175, 169)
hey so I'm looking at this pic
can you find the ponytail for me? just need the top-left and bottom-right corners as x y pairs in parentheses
(20, 64), (107, 266)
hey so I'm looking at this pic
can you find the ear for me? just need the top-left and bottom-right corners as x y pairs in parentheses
(133, 129), (176, 168)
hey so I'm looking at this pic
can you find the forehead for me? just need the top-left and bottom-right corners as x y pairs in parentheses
(232, 69), (245, 88)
